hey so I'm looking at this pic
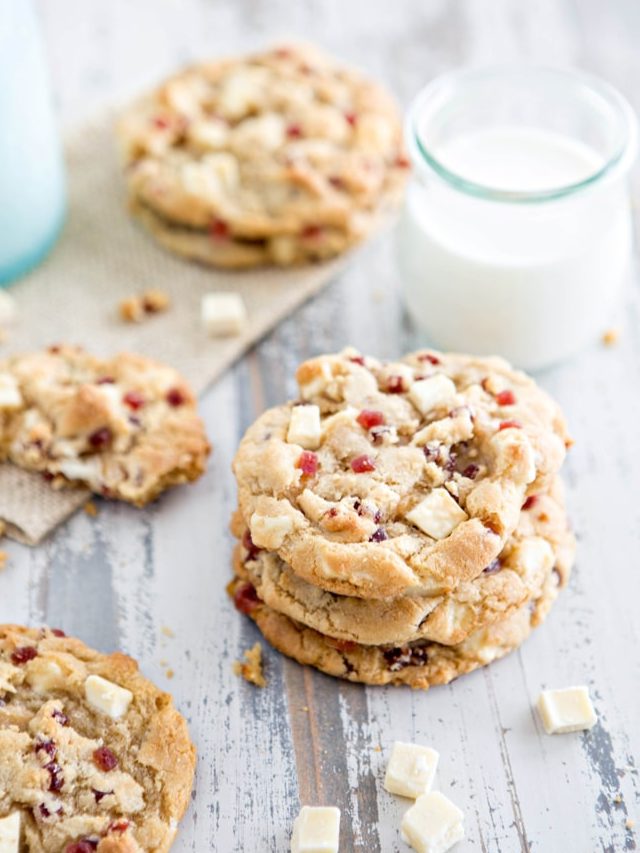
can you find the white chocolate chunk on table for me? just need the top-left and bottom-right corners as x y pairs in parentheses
(2, 1), (639, 851)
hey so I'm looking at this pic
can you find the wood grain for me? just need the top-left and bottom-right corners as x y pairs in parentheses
(1, 0), (638, 849)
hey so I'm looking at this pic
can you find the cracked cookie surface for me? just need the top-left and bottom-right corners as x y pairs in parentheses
(232, 480), (574, 647)
(0, 346), (210, 506)
(0, 625), (195, 852)
(233, 349), (569, 599)
(117, 42), (408, 268)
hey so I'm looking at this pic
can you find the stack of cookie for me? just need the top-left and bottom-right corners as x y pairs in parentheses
(229, 349), (574, 689)
(117, 42), (408, 268)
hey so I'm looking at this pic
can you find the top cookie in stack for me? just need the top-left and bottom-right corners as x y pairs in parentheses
(229, 348), (573, 689)
(117, 43), (408, 268)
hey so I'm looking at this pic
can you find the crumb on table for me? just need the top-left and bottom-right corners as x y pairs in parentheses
(626, 817), (635, 830)
(602, 328), (620, 346)
(0, 551), (8, 571)
(119, 289), (171, 323)
(233, 642), (267, 688)
(161, 625), (175, 638)
(84, 500), (98, 517)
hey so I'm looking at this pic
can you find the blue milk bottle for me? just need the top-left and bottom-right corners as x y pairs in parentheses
(0, 0), (66, 286)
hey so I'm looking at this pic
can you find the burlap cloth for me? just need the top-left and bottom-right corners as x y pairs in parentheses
(0, 110), (350, 544)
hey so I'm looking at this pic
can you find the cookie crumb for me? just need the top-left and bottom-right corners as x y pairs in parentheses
(0, 551), (7, 571)
(166, 668), (175, 680)
(84, 500), (98, 517)
(119, 289), (170, 323)
(602, 328), (620, 347)
(373, 745), (382, 752)
(233, 642), (266, 687)
(142, 289), (170, 313)
(626, 818), (635, 830)
(161, 625), (175, 638)
(613, 793), (623, 805)
(119, 296), (144, 323)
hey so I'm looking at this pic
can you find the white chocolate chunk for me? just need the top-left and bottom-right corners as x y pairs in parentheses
(291, 806), (340, 853)
(84, 674), (133, 719)
(0, 291), (17, 325)
(0, 373), (22, 410)
(250, 512), (294, 549)
(401, 791), (464, 853)
(56, 459), (100, 487)
(537, 686), (597, 734)
(0, 812), (21, 853)
(409, 375), (457, 417)
(384, 741), (439, 799)
(201, 292), (247, 337)
(26, 659), (64, 693)
(287, 405), (322, 450)
(406, 489), (468, 540)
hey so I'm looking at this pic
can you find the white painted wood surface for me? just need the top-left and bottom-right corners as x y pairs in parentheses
(2, 1), (639, 850)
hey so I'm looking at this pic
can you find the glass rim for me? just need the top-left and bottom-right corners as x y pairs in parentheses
(407, 64), (638, 204)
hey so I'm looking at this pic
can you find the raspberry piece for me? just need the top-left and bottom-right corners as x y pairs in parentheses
(301, 224), (322, 239)
(369, 527), (388, 542)
(209, 218), (229, 240)
(344, 111), (357, 126)
(50, 628), (66, 637)
(357, 409), (385, 430)
(383, 645), (429, 671)
(242, 529), (262, 562)
(351, 454), (376, 473)
(417, 353), (441, 365)
(462, 464), (479, 480)
(496, 389), (516, 406)
(66, 840), (99, 853)
(123, 391), (145, 410)
(11, 646), (38, 665)
(52, 709), (69, 726)
(88, 427), (112, 449)
(286, 124), (302, 139)
(233, 582), (260, 615)
(498, 419), (522, 431)
(166, 387), (186, 407)
(522, 495), (539, 511)
(93, 746), (118, 772)
(297, 450), (318, 476)
(386, 375), (405, 394)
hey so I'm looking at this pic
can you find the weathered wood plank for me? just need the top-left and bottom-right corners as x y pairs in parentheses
(2, 0), (638, 850)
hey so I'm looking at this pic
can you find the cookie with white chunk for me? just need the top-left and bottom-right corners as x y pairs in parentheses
(117, 42), (408, 268)
(0, 345), (210, 506)
(233, 349), (569, 599)
(0, 625), (195, 852)
(232, 480), (574, 647)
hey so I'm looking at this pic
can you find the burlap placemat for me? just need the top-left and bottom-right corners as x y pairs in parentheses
(0, 110), (349, 544)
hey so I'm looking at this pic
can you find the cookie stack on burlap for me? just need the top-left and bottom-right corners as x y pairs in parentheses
(229, 349), (574, 689)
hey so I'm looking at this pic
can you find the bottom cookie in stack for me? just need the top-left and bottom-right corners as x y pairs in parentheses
(228, 482), (575, 690)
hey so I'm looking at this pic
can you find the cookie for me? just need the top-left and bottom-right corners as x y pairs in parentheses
(233, 349), (569, 599)
(232, 480), (574, 647)
(117, 42), (408, 268)
(0, 625), (195, 852)
(0, 346), (210, 506)
(228, 560), (562, 690)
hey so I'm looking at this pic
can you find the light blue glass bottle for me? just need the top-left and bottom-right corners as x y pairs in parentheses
(0, 0), (66, 287)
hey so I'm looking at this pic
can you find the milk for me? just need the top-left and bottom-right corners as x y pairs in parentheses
(398, 125), (635, 370)
(0, 0), (65, 285)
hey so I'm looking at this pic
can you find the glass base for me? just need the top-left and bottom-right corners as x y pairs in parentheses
(0, 206), (66, 288)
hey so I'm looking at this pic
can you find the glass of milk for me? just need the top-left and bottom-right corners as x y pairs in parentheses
(397, 66), (637, 370)
(0, 0), (66, 286)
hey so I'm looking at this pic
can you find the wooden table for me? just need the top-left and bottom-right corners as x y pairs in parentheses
(4, 1), (639, 849)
